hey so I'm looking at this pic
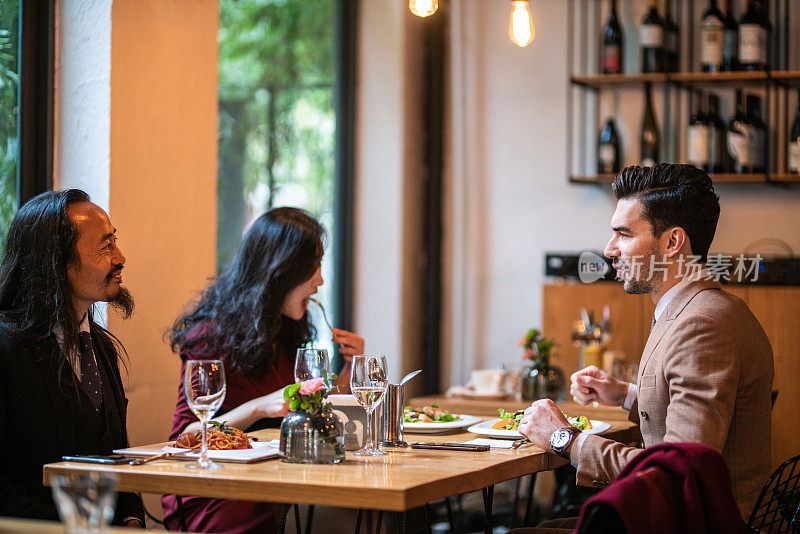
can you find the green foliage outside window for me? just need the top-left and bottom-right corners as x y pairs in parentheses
(217, 0), (336, 269)
(0, 0), (19, 250)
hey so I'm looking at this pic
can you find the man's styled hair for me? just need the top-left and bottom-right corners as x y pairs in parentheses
(0, 190), (128, 381)
(612, 164), (720, 262)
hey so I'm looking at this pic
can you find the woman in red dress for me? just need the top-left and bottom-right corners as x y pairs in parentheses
(161, 207), (364, 533)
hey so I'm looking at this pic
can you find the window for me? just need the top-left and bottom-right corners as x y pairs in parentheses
(217, 0), (355, 356)
(0, 0), (19, 244)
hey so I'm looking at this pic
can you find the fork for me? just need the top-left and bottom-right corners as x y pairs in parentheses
(511, 438), (531, 450)
(309, 297), (334, 331)
(129, 444), (201, 466)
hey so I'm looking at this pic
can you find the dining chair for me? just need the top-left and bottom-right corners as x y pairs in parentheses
(746, 453), (800, 534)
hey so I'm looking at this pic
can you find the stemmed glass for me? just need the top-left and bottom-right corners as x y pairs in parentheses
(295, 348), (330, 384)
(184, 360), (226, 470)
(350, 355), (388, 457)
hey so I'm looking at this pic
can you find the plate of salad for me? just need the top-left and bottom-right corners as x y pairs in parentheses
(402, 405), (482, 433)
(466, 409), (610, 439)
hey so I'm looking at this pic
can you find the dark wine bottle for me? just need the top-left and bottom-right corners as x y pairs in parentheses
(602, 0), (624, 74)
(664, 0), (680, 72)
(640, 0), (664, 73)
(728, 90), (754, 173)
(722, 0), (739, 71)
(641, 83), (660, 166)
(739, 0), (770, 71)
(701, 0), (725, 72)
(598, 118), (622, 175)
(688, 92), (710, 171)
(747, 94), (766, 173)
(791, 89), (800, 174)
(707, 94), (727, 173)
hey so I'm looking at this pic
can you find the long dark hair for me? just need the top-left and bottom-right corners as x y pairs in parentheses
(169, 207), (324, 376)
(0, 190), (127, 379)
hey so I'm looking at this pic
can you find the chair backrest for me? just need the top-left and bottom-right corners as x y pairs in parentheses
(747, 453), (800, 533)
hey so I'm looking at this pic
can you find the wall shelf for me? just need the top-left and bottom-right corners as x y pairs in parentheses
(568, 173), (798, 185)
(571, 70), (800, 91)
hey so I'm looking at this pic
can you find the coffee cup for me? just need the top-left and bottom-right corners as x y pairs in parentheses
(471, 369), (505, 394)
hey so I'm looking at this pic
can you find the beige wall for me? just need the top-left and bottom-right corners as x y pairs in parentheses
(108, 0), (219, 447)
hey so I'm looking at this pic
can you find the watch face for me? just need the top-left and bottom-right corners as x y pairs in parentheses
(551, 429), (571, 448)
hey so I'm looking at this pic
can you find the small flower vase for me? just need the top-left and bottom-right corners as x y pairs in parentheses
(279, 409), (346, 464)
(520, 359), (567, 402)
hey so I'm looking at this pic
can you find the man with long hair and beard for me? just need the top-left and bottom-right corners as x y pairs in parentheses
(0, 190), (144, 526)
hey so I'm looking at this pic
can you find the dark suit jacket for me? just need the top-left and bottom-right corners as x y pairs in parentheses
(0, 319), (144, 524)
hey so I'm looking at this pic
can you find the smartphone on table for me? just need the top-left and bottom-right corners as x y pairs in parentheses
(62, 454), (130, 465)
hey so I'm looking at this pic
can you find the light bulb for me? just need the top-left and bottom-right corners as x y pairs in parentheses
(508, 0), (535, 47)
(409, 0), (438, 18)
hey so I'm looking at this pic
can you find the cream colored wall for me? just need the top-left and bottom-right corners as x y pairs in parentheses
(108, 0), (219, 447)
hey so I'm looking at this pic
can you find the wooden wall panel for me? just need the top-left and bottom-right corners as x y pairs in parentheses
(746, 287), (800, 468)
(542, 282), (645, 377)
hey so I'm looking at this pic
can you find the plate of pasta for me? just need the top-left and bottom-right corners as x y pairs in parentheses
(115, 422), (280, 463)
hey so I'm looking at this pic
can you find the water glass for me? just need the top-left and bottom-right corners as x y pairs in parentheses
(184, 359), (226, 470)
(350, 354), (388, 457)
(49, 472), (118, 533)
(295, 348), (330, 383)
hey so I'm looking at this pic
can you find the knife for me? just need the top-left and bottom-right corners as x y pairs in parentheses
(129, 444), (201, 466)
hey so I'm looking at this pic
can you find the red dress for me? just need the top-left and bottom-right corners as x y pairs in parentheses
(161, 341), (294, 534)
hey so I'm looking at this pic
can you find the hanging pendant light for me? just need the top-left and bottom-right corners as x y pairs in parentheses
(409, 0), (439, 18)
(509, 0), (535, 47)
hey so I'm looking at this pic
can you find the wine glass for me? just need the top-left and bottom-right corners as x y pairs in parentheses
(184, 360), (226, 470)
(295, 348), (330, 383)
(350, 354), (388, 457)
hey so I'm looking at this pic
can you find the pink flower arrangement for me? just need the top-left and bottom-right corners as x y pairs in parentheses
(284, 373), (336, 415)
(298, 377), (326, 396)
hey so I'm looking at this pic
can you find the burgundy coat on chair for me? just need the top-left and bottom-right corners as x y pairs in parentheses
(574, 443), (748, 534)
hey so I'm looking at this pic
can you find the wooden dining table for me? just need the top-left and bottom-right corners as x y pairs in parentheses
(42, 400), (639, 533)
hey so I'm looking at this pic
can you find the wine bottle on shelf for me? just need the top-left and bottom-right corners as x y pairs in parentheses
(664, 0), (680, 72)
(640, 0), (664, 74)
(598, 118), (622, 175)
(791, 89), (800, 174)
(701, 0), (725, 72)
(602, 0), (624, 74)
(641, 83), (660, 167)
(728, 90), (753, 173)
(688, 92), (710, 171)
(722, 0), (739, 71)
(707, 94), (727, 173)
(739, 0), (770, 71)
(747, 94), (766, 173)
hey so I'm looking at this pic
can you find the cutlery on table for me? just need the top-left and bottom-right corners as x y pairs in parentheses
(511, 438), (531, 450)
(129, 444), (201, 466)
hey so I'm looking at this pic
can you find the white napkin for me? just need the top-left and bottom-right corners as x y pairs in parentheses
(462, 438), (515, 449)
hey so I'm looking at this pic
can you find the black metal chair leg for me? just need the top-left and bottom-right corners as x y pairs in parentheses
(305, 504), (315, 534)
(523, 473), (538, 526)
(375, 510), (383, 534)
(444, 497), (457, 533)
(512, 476), (522, 528)
(393, 511), (407, 534)
(279, 503), (290, 534)
(355, 508), (363, 534)
(482, 485), (494, 534)
(424, 503), (433, 534)
(294, 503), (302, 534)
(175, 496), (188, 532)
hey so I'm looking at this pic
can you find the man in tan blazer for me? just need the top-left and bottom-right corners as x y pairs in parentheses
(518, 164), (773, 522)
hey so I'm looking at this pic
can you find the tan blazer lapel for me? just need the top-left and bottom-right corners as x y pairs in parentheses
(637, 277), (722, 379)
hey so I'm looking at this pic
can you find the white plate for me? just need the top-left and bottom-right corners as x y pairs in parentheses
(403, 414), (483, 434)
(114, 440), (280, 463)
(467, 419), (611, 440)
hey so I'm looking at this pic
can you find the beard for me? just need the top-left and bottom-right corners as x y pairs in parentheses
(108, 286), (135, 319)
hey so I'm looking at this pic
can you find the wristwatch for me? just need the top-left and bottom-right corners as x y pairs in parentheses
(549, 427), (581, 460)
